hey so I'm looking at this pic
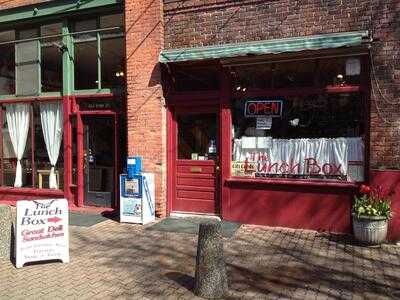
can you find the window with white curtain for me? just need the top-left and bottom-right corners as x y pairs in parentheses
(231, 91), (365, 182)
(0, 101), (63, 189)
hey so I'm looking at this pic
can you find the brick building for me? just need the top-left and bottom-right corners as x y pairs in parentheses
(0, 0), (399, 240)
(0, 0), (165, 213)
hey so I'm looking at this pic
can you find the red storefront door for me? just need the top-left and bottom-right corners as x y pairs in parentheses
(172, 108), (220, 214)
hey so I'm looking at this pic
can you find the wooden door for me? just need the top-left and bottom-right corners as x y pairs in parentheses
(172, 109), (220, 214)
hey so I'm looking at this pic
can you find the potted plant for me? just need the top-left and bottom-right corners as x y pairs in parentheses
(352, 184), (392, 245)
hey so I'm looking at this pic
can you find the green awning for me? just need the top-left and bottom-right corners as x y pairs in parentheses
(159, 31), (369, 63)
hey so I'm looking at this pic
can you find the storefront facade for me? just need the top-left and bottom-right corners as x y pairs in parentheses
(162, 41), (369, 233)
(161, 0), (400, 241)
(0, 0), (165, 214)
(0, 1), (129, 208)
(1, 0), (399, 241)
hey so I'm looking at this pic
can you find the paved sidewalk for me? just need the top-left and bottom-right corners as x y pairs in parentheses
(1, 219), (400, 299)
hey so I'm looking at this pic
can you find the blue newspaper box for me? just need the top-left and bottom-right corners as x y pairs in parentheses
(127, 156), (142, 178)
(119, 173), (155, 224)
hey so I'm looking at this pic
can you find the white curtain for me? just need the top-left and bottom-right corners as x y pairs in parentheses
(233, 137), (364, 180)
(268, 138), (348, 175)
(40, 102), (63, 189)
(347, 137), (365, 182)
(5, 104), (30, 187)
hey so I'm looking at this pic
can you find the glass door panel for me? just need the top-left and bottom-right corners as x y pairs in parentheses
(83, 116), (115, 207)
(177, 113), (218, 161)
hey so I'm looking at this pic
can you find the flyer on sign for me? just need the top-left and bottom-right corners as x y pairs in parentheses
(16, 199), (69, 268)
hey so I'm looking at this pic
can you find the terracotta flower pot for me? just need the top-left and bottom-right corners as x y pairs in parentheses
(352, 214), (388, 245)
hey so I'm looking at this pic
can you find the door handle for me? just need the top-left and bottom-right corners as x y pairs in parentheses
(190, 167), (202, 173)
(215, 166), (220, 172)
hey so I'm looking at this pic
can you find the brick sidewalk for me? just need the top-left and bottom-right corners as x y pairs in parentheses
(1, 219), (400, 299)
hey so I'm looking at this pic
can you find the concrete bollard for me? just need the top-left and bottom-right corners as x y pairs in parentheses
(0, 205), (12, 260)
(195, 222), (228, 299)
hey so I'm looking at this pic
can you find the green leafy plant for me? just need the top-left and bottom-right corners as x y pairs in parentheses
(353, 184), (392, 220)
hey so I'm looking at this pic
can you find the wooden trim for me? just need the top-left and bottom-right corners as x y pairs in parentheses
(363, 54), (371, 183)
(30, 105), (35, 188)
(166, 91), (220, 105)
(325, 85), (361, 94)
(75, 94), (116, 100)
(114, 114), (119, 209)
(174, 105), (220, 114)
(63, 95), (73, 203)
(73, 90), (125, 98)
(166, 106), (174, 216)
(220, 68), (231, 219)
(225, 177), (358, 189)
(176, 159), (216, 166)
(0, 186), (64, 196)
(79, 110), (117, 115)
(0, 96), (62, 104)
(0, 0), (122, 25)
(76, 109), (84, 207)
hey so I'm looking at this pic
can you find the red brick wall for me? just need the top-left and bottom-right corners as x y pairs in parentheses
(125, 0), (166, 216)
(0, 0), (52, 10)
(163, 0), (400, 170)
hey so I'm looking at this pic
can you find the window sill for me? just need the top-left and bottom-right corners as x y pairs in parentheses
(0, 94), (62, 102)
(225, 176), (359, 189)
(74, 88), (125, 97)
(0, 186), (64, 196)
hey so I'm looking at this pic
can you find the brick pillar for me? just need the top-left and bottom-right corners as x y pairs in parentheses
(125, 0), (166, 217)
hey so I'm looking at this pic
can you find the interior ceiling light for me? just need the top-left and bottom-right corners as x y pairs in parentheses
(115, 71), (125, 78)
(336, 74), (345, 85)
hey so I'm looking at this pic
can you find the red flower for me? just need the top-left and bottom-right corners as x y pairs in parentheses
(359, 184), (371, 194)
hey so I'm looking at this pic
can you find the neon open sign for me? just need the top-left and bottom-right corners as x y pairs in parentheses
(244, 100), (283, 118)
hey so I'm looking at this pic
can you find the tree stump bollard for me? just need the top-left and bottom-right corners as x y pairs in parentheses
(195, 222), (228, 299)
(0, 205), (12, 260)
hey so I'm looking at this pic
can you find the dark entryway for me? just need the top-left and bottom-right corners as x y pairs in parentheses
(83, 115), (116, 207)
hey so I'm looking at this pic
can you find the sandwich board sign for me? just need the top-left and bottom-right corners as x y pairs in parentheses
(15, 199), (69, 268)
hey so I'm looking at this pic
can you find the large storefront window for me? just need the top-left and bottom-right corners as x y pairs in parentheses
(41, 23), (63, 92)
(0, 24), (63, 96)
(1, 102), (63, 189)
(0, 30), (15, 96)
(73, 13), (125, 91)
(0, 12), (125, 96)
(231, 59), (365, 182)
(0, 9), (125, 193)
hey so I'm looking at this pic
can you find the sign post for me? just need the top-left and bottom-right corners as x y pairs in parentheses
(15, 199), (69, 268)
